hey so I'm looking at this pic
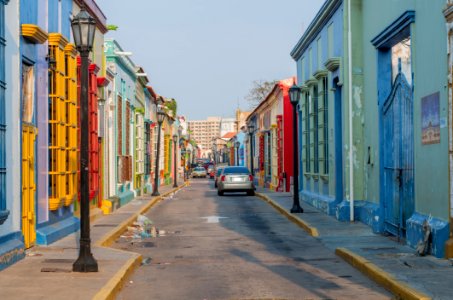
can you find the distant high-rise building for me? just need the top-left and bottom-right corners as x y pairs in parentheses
(188, 117), (221, 158)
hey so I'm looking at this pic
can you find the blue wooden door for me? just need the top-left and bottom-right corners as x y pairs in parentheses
(382, 69), (414, 238)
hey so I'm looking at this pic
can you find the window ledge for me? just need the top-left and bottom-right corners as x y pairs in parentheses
(320, 175), (329, 182)
(21, 24), (48, 44)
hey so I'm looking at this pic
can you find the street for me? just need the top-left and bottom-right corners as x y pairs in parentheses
(114, 180), (390, 300)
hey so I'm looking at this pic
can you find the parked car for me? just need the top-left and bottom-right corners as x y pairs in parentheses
(214, 167), (225, 188)
(192, 167), (207, 178)
(217, 166), (255, 196)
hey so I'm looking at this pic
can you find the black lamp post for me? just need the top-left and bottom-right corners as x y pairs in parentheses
(289, 84), (304, 213)
(235, 141), (240, 166)
(172, 134), (178, 188)
(152, 106), (166, 196)
(247, 124), (255, 176)
(212, 144), (217, 164)
(71, 7), (98, 273)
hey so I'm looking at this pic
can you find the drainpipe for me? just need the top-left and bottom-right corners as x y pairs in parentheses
(348, 0), (354, 222)
(445, 3), (453, 258)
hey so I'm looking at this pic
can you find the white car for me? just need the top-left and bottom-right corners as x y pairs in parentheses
(192, 167), (207, 178)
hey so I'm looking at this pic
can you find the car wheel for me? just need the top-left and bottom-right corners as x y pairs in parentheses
(217, 190), (224, 196)
(247, 190), (255, 196)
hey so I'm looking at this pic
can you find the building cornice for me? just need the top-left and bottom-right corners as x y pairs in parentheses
(313, 69), (328, 80)
(48, 33), (68, 48)
(290, 0), (342, 60)
(324, 57), (341, 71)
(64, 43), (78, 57)
(21, 24), (48, 44)
(305, 77), (318, 87)
(73, 0), (108, 33)
(371, 10), (415, 48)
(300, 84), (310, 93)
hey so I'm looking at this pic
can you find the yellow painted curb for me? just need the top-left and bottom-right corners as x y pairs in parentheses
(93, 183), (188, 300)
(335, 248), (431, 300)
(92, 252), (142, 300)
(255, 192), (319, 237)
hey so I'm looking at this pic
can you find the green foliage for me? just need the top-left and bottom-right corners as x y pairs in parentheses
(107, 24), (119, 31)
(164, 98), (177, 118)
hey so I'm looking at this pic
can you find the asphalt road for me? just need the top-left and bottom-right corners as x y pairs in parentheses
(114, 179), (391, 300)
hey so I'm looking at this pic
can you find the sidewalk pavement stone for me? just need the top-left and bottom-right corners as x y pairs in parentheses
(0, 184), (184, 300)
(256, 187), (452, 300)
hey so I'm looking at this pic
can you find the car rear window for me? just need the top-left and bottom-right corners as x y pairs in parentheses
(194, 167), (205, 171)
(216, 168), (224, 176)
(223, 167), (250, 174)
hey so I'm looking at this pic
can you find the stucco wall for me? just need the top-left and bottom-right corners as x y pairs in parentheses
(361, 0), (448, 220)
(2, 0), (21, 236)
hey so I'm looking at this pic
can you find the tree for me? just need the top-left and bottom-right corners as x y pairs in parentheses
(164, 98), (177, 118)
(245, 80), (278, 108)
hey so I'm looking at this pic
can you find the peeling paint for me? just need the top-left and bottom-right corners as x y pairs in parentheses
(353, 86), (362, 110)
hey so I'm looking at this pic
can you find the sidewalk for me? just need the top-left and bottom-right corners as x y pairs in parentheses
(256, 188), (452, 300)
(0, 184), (185, 300)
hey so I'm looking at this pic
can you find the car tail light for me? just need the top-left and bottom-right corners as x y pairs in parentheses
(221, 175), (226, 182)
(249, 175), (253, 181)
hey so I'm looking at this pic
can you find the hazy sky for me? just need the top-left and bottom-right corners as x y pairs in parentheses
(96, 0), (325, 120)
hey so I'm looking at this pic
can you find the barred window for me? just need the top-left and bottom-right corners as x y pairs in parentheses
(303, 92), (310, 173)
(322, 77), (329, 175)
(313, 84), (319, 174)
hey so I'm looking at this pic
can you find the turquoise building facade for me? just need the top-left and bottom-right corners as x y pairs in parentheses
(104, 39), (137, 207)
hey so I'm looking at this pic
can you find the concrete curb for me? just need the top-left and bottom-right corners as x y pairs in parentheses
(93, 183), (188, 300)
(335, 248), (431, 300)
(255, 192), (319, 237)
(92, 251), (142, 300)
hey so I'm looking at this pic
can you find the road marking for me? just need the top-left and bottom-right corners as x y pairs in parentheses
(200, 216), (228, 223)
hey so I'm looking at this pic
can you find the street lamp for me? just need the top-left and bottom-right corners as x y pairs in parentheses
(247, 124), (255, 176)
(235, 141), (240, 166)
(172, 134), (178, 188)
(152, 106), (166, 196)
(288, 84), (304, 213)
(71, 7), (98, 273)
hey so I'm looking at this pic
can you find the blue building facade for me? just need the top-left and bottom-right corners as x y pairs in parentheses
(32, 0), (80, 246)
(0, 0), (26, 270)
(291, 0), (345, 216)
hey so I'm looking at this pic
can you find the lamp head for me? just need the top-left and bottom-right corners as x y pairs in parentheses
(289, 84), (301, 105)
(71, 7), (96, 52)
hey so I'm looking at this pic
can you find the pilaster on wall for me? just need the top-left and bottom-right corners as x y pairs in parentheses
(342, 0), (365, 203)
